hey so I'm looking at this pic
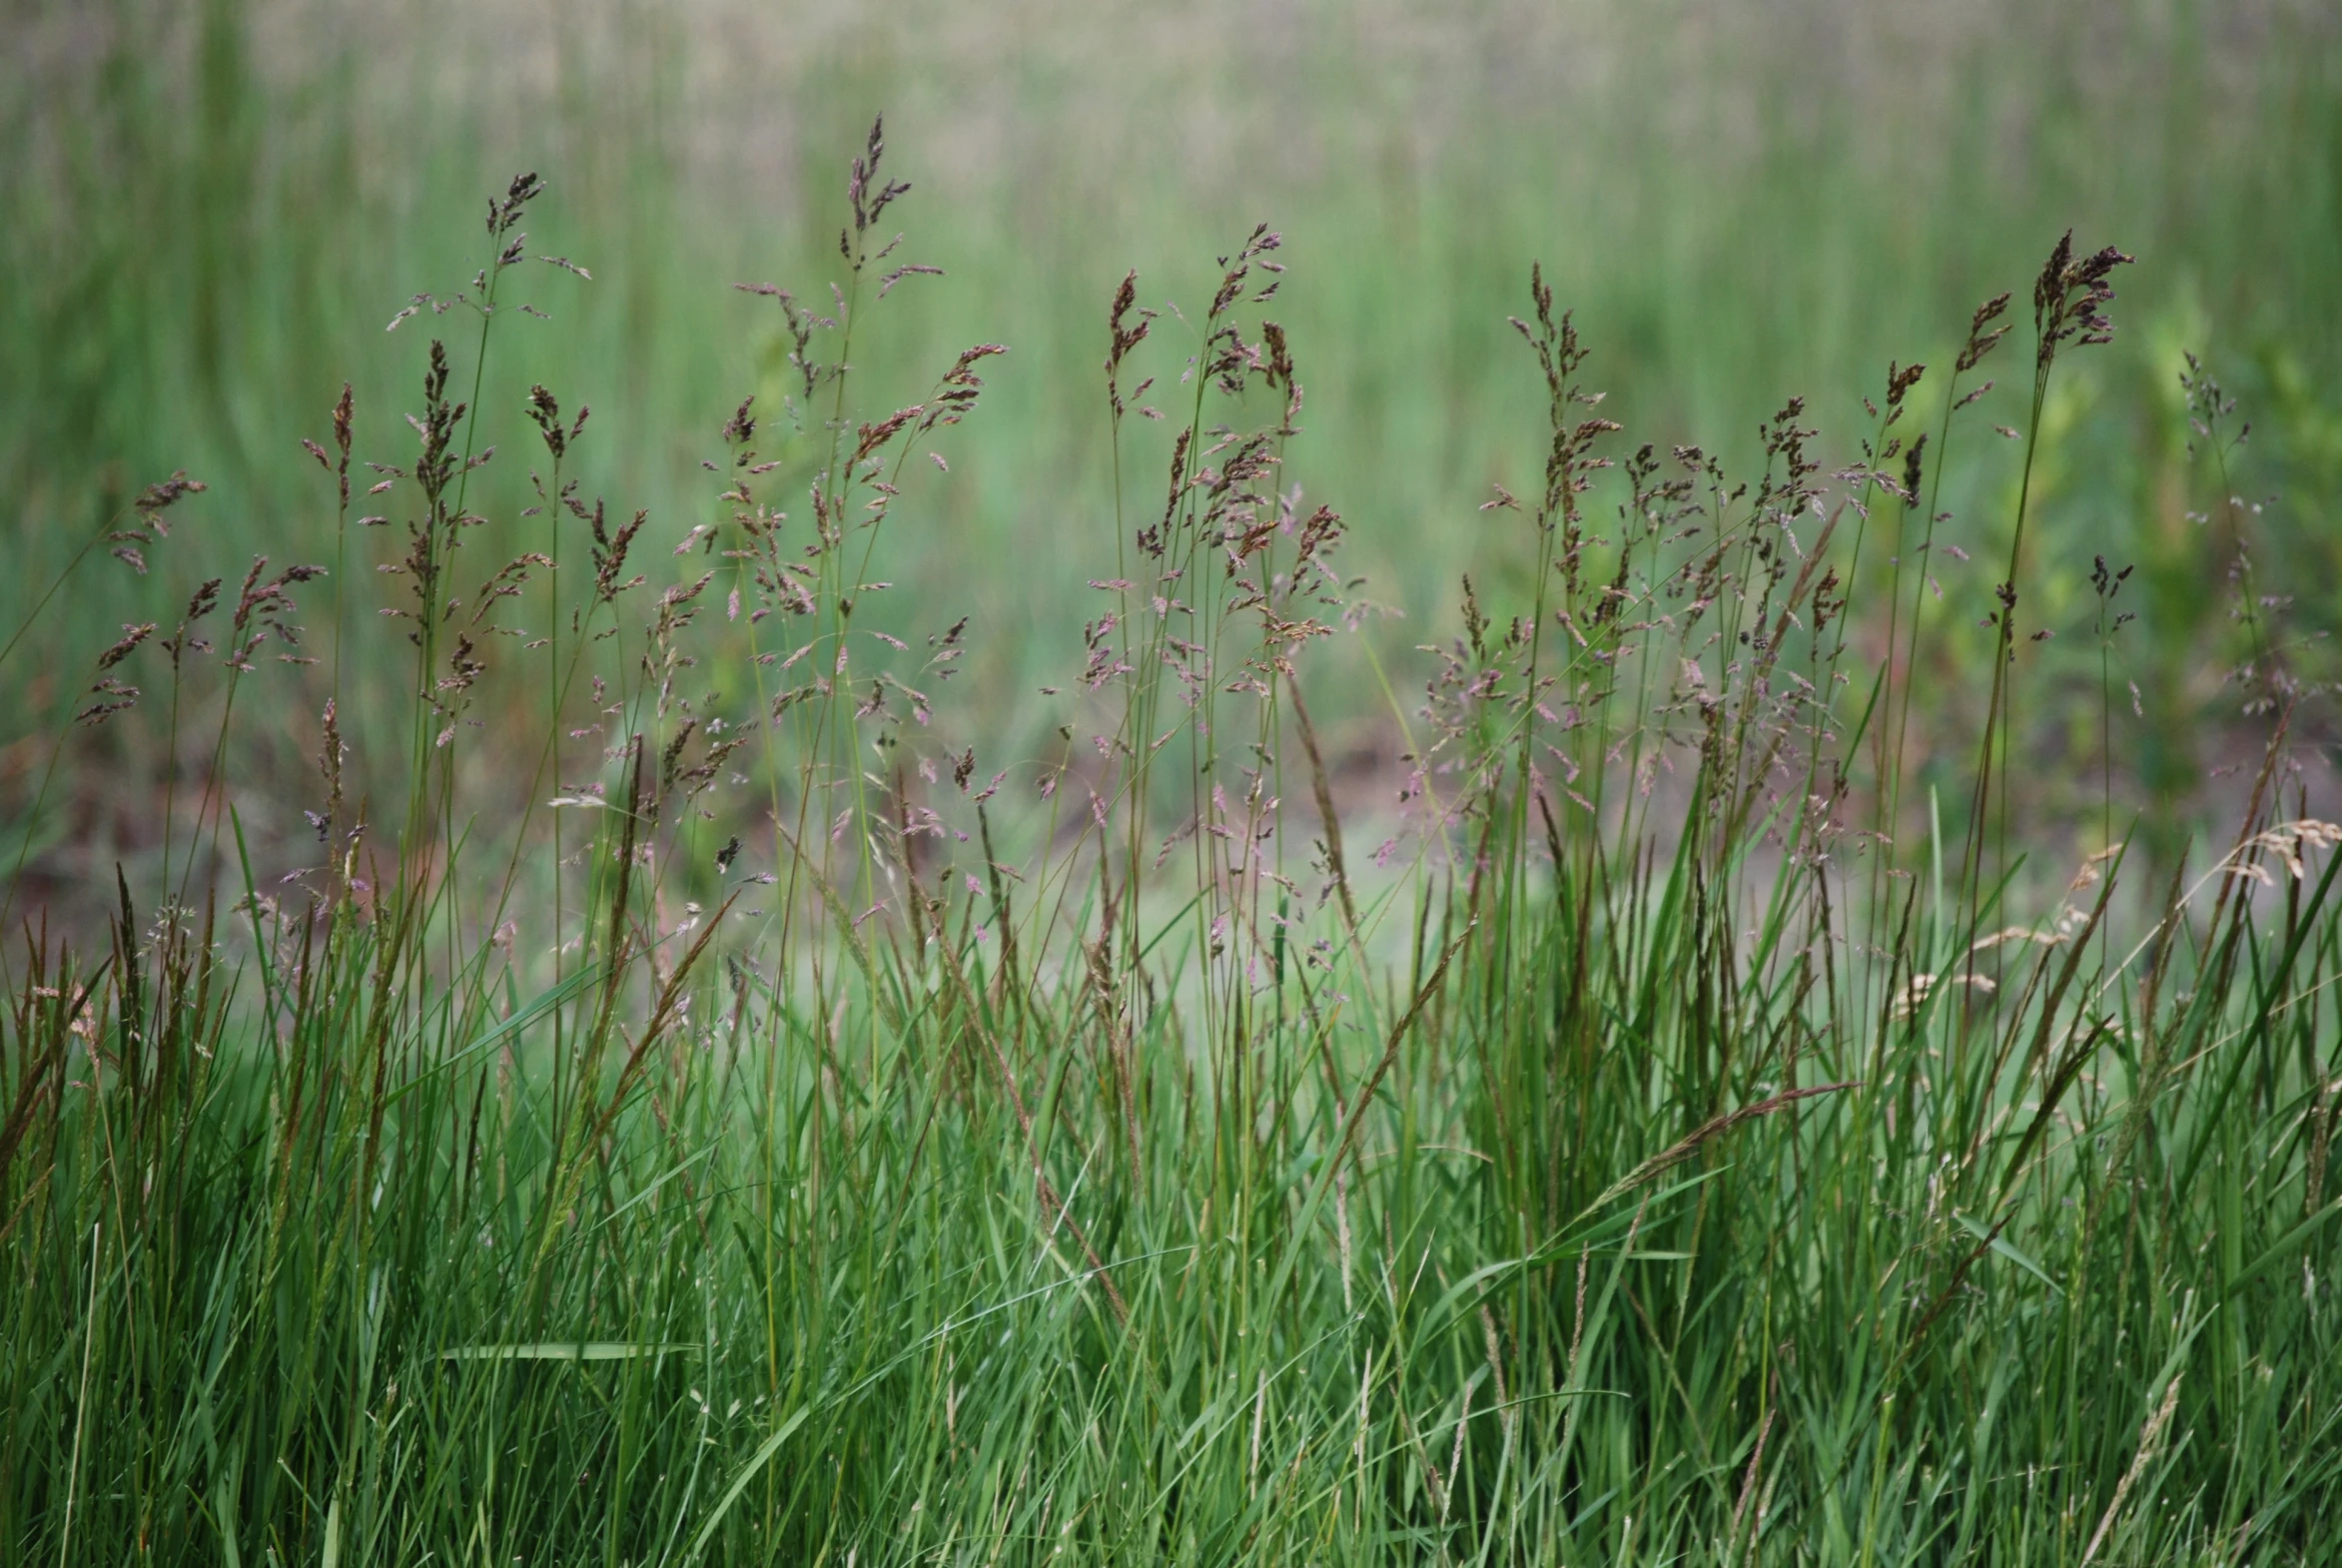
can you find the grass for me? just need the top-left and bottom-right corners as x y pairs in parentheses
(6, 0), (2342, 911)
(6, 8), (2342, 1563)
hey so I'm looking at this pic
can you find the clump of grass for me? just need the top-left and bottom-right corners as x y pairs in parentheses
(3, 129), (2341, 1565)
(12, 0), (2340, 891)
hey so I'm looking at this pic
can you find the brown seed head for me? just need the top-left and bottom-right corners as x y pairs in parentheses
(2033, 231), (2133, 370)
(1956, 293), (2014, 375)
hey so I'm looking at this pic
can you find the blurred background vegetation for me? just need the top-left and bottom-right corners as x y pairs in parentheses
(5, 0), (2339, 920)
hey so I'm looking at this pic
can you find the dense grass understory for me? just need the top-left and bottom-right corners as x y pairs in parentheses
(8, 810), (2342, 1565)
(6, 131), (2342, 1564)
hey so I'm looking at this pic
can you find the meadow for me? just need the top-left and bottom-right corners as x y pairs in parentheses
(5, 1), (2342, 1562)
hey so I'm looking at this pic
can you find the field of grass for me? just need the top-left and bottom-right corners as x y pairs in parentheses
(7, 0), (2342, 905)
(6, 1), (2342, 1562)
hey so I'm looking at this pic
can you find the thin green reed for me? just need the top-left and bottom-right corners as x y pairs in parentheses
(1877, 291), (2012, 972)
(1958, 235), (2131, 980)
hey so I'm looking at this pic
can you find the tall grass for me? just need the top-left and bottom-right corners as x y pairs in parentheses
(7, 0), (2342, 930)
(5, 109), (2342, 1564)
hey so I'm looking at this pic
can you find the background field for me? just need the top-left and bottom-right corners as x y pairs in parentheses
(6, 0), (2341, 921)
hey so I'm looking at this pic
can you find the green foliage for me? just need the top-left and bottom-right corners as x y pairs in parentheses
(6, 4), (2342, 1560)
(5, 0), (2340, 892)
